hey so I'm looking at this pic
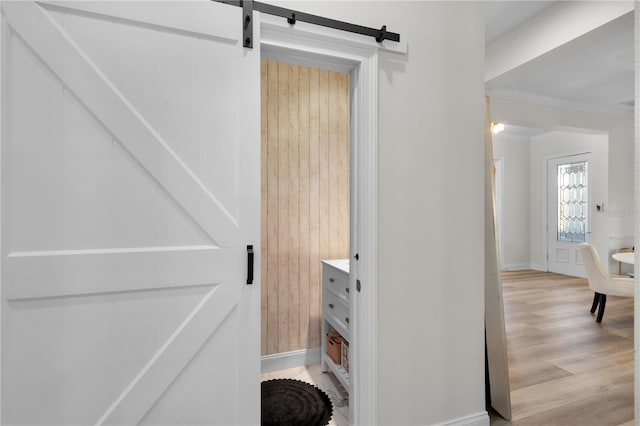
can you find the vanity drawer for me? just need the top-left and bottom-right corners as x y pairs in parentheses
(323, 290), (349, 340)
(323, 266), (349, 302)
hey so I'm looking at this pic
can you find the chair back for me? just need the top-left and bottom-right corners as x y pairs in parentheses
(578, 243), (633, 298)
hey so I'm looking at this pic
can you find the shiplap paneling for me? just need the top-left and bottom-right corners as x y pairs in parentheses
(261, 60), (349, 355)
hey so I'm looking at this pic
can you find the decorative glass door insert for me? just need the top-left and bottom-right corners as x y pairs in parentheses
(557, 161), (588, 242)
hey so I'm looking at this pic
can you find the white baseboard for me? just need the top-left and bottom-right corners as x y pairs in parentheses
(261, 347), (321, 374)
(502, 263), (531, 271)
(529, 263), (546, 272)
(434, 411), (490, 426)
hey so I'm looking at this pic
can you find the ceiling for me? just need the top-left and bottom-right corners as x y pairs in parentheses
(485, 1), (557, 45)
(484, 1), (634, 122)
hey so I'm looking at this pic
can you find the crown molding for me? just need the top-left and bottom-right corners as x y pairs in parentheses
(486, 89), (633, 119)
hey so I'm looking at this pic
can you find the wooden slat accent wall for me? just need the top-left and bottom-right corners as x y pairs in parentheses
(261, 60), (349, 355)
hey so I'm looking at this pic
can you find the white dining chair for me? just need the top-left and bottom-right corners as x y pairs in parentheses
(578, 243), (634, 323)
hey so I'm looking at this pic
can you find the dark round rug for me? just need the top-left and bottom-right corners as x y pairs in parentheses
(261, 378), (333, 426)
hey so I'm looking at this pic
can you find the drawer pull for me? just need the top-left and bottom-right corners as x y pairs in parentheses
(328, 303), (334, 309)
(345, 317), (349, 324)
(345, 287), (349, 293)
(329, 278), (335, 283)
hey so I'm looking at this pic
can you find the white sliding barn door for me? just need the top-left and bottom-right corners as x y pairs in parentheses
(1, 1), (260, 424)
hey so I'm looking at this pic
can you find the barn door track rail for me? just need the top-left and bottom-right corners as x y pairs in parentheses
(215, 0), (401, 48)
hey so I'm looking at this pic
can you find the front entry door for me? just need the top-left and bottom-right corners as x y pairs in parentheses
(1, 2), (260, 424)
(547, 154), (590, 277)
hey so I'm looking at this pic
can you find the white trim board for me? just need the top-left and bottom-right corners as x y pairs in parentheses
(502, 264), (533, 271)
(261, 14), (406, 56)
(486, 89), (633, 119)
(503, 264), (564, 272)
(0, 6), (4, 422)
(260, 12), (386, 426)
(261, 348), (321, 374)
(634, 6), (639, 421)
(609, 235), (635, 241)
(530, 264), (547, 272)
(434, 411), (490, 426)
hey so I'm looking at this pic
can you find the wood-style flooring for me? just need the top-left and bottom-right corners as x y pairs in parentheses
(491, 270), (634, 426)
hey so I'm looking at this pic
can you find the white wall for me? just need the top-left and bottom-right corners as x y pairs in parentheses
(265, 2), (486, 425)
(377, 4), (485, 424)
(529, 131), (609, 271)
(491, 98), (633, 273)
(494, 130), (610, 273)
(493, 134), (531, 269)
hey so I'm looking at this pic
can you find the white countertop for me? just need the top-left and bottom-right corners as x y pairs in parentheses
(321, 258), (349, 274)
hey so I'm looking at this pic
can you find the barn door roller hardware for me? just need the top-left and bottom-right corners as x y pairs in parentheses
(216, 0), (400, 48)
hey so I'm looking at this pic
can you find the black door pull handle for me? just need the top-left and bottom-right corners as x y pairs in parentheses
(246, 245), (254, 284)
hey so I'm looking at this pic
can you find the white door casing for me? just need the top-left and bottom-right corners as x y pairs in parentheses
(546, 153), (591, 278)
(260, 13), (399, 425)
(1, 1), (260, 424)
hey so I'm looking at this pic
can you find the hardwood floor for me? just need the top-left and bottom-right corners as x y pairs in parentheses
(491, 270), (634, 426)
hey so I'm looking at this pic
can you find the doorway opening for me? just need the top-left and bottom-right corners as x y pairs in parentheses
(259, 59), (351, 426)
(491, 125), (608, 275)
(490, 122), (627, 423)
(546, 152), (591, 277)
(257, 15), (384, 424)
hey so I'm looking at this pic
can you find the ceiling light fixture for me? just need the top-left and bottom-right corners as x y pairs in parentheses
(491, 122), (505, 134)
